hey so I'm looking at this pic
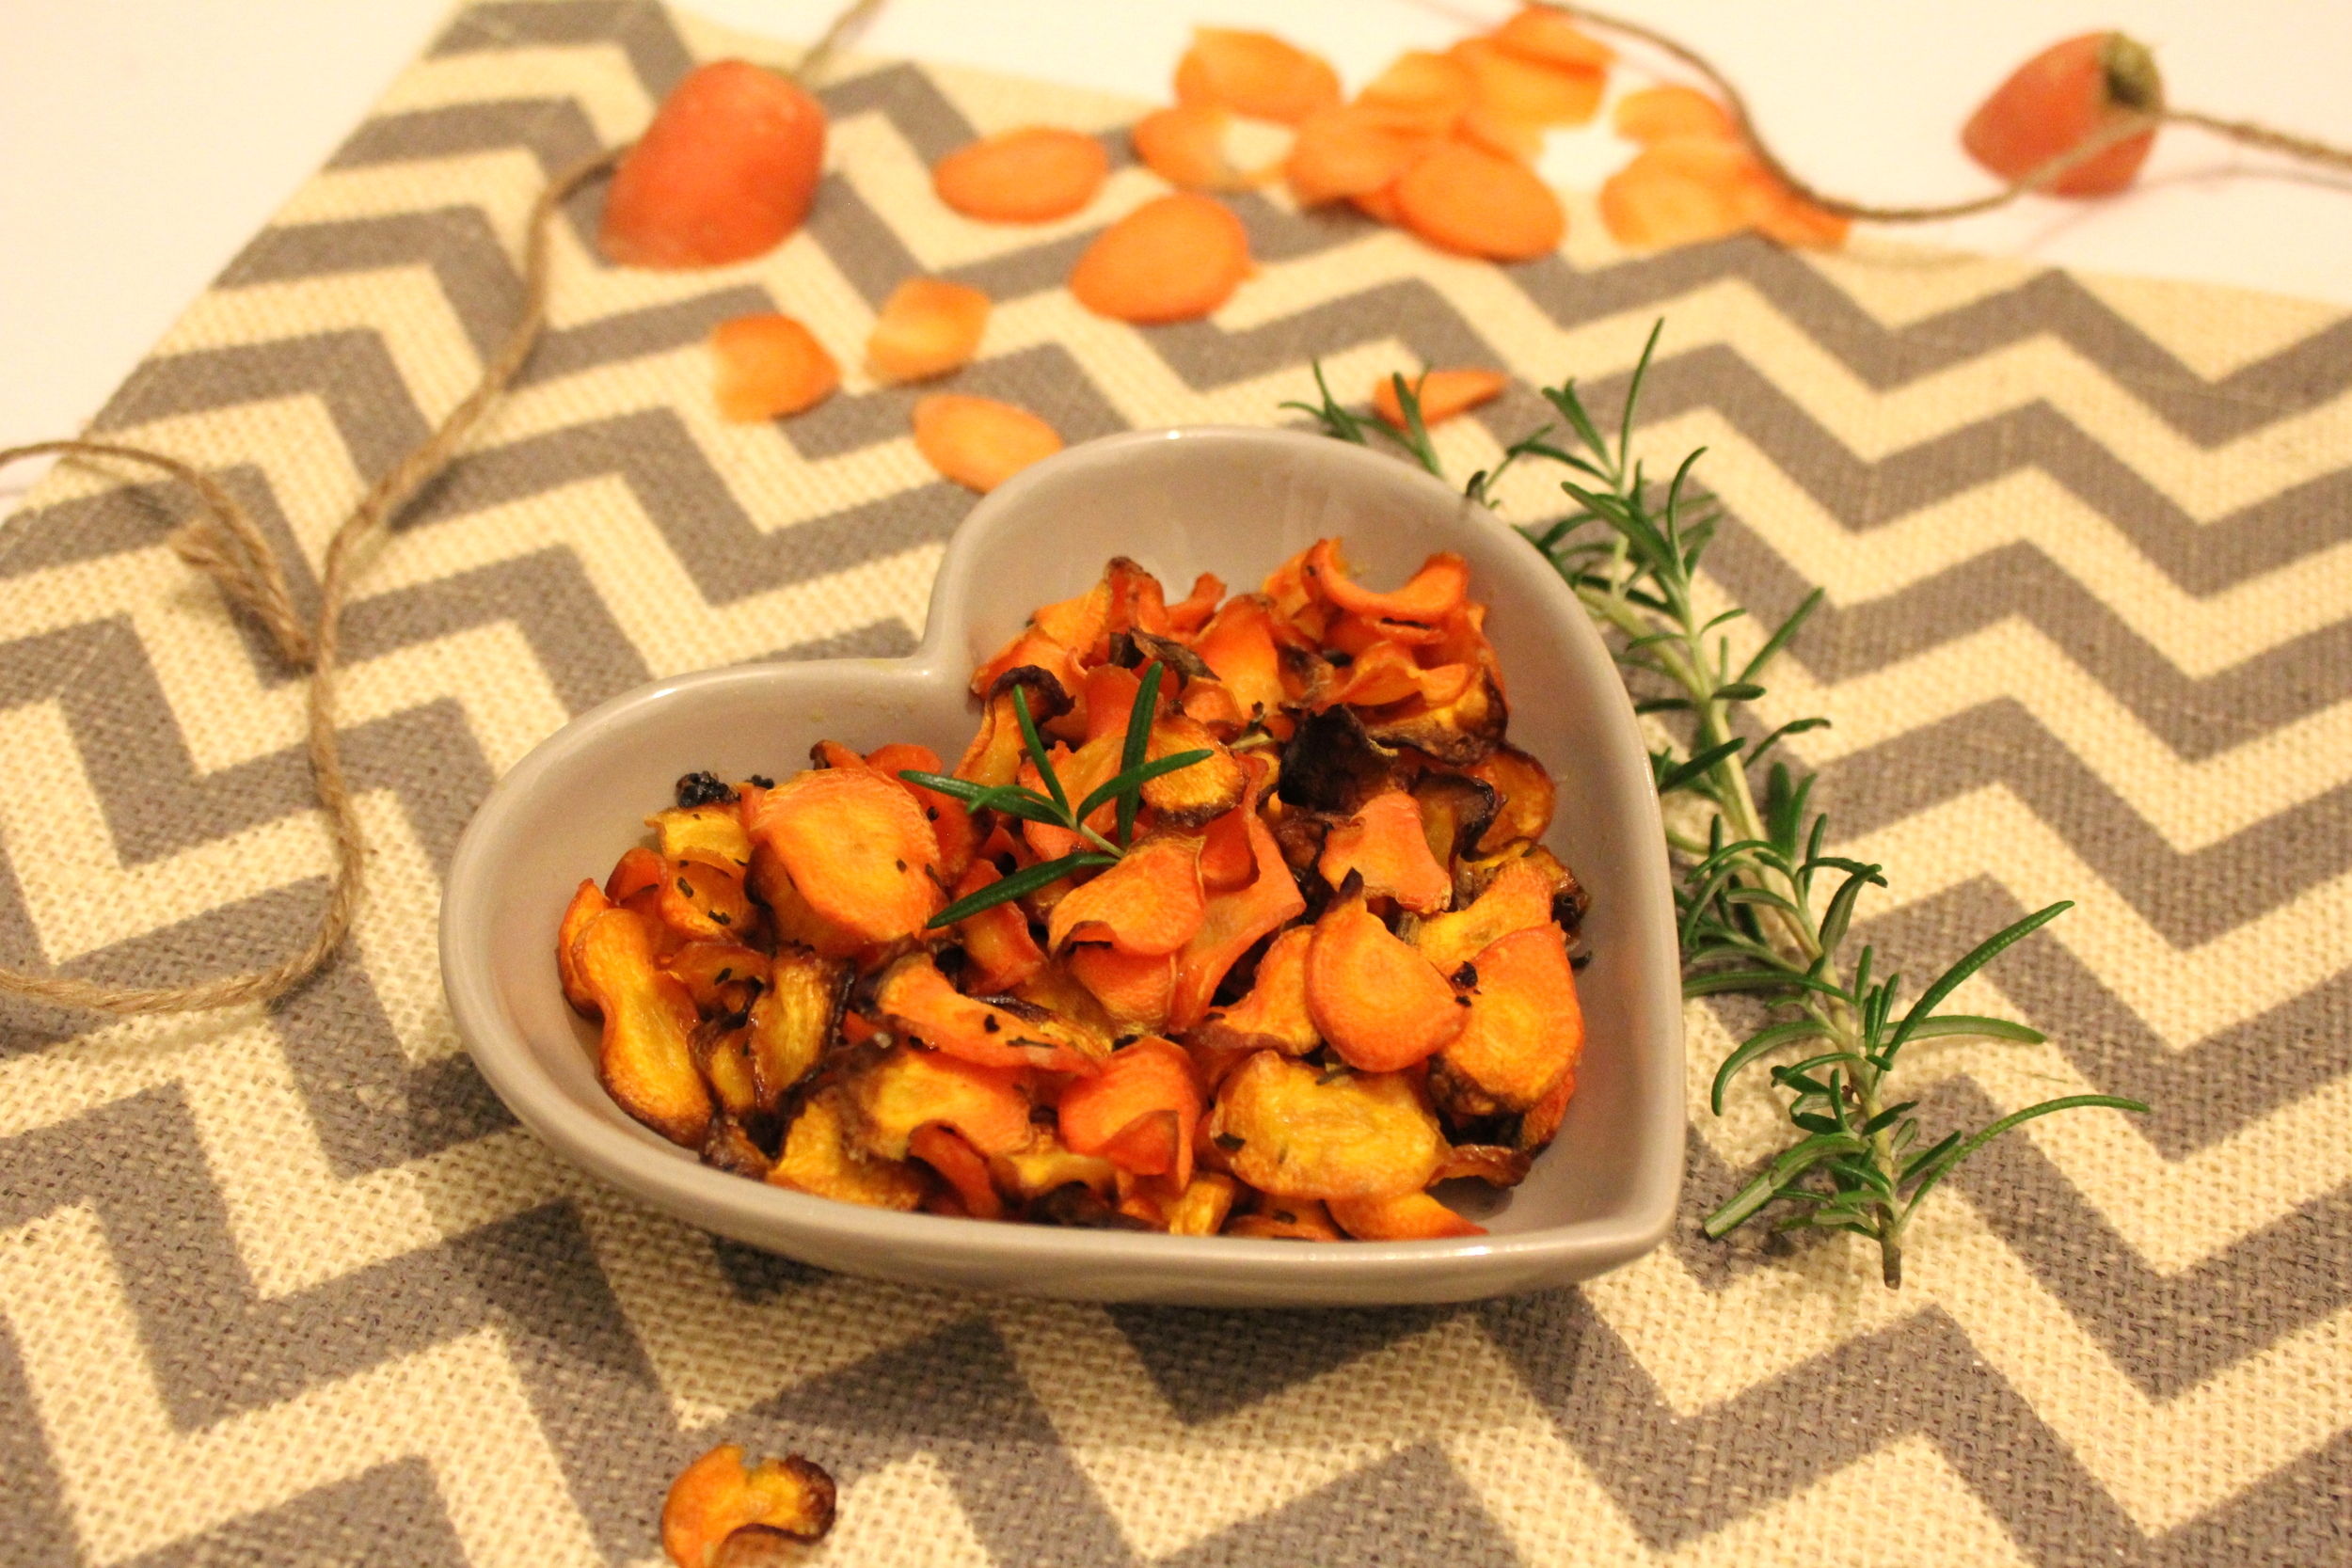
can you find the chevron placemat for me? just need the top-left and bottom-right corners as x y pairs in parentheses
(3, 2), (2347, 1563)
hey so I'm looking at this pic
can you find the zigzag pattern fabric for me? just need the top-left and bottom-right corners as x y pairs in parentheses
(1, 3), (2345, 1562)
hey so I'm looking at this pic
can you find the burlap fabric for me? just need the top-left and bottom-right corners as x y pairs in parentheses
(2, 3), (2345, 1562)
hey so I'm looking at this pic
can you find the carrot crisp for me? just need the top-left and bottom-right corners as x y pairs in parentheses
(556, 542), (1590, 1240)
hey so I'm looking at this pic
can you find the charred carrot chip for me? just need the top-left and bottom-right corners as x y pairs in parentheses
(1319, 790), (1453, 913)
(1057, 1037), (1201, 1188)
(1466, 740), (1557, 851)
(1165, 1171), (1241, 1235)
(1360, 665), (1507, 765)
(1414, 853), (1558, 974)
(913, 393), (1064, 493)
(1209, 1051), (1446, 1200)
(1433, 923), (1581, 1117)
(1068, 193), (1251, 325)
(933, 125), (1110, 223)
(572, 908), (712, 1148)
(1454, 842), (1582, 923)
(1410, 770), (1502, 871)
(1450, 37), (1604, 127)
(1395, 138), (1565, 260)
(662, 940), (771, 1017)
(1598, 135), (1752, 248)
(662, 1443), (837, 1568)
(866, 277), (991, 384)
(1195, 925), (1318, 1055)
(1327, 1189), (1485, 1240)
(1962, 32), (2160, 198)
(1305, 540), (1470, 626)
(1284, 106), (1429, 206)
(840, 1040), (1036, 1160)
(1192, 594), (1288, 723)
(908, 1123), (1005, 1220)
(1372, 367), (1509, 430)
(1359, 51), (1475, 133)
(770, 1086), (930, 1209)
(1305, 879), (1468, 1071)
(558, 880), (615, 1016)
(601, 60), (825, 269)
(1068, 943), (1178, 1035)
(1175, 28), (1343, 124)
(710, 313), (839, 422)
(1010, 960), (1121, 1056)
(1047, 834), (1206, 957)
(749, 767), (942, 945)
(952, 862), (1049, 994)
(969, 623), (1086, 710)
(875, 952), (1107, 1074)
(1613, 84), (1735, 144)
(1491, 8), (1614, 70)
(691, 1019), (759, 1119)
(1142, 713), (1248, 828)
(1169, 757), (1305, 1031)
(1134, 103), (1260, 191)
(1437, 1141), (1534, 1187)
(746, 945), (846, 1111)
(1168, 572), (1225, 635)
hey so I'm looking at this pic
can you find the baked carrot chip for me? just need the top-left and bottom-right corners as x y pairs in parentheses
(749, 767), (943, 945)
(1047, 833), (1207, 958)
(1057, 1036), (1202, 1188)
(662, 1443), (836, 1568)
(1305, 879), (1468, 1071)
(876, 952), (1107, 1074)
(840, 1040), (1036, 1161)
(1169, 758), (1305, 1031)
(770, 1086), (930, 1210)
(1195, 925), (1319, 1055)
(1305, 540), (1469, 626)
(1432, 923), (1581, 1117)
(557, 879), (614, 1016)
(1413, 853), (1559, 974)
(746, 944), (846, 1110)
(1319, 790), (1453, 913)
(1327, 1189), (1485, 1240)
(908, 1123), (1006, 1219)
(1209, 1051), (1446, 1200)
(571, 908), (711, 1147)
(1067, 942), (1178, 1035)
(952, 862), (1050, 994)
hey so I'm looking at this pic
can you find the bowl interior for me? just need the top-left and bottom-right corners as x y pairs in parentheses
(442, 426), (1682, 1301)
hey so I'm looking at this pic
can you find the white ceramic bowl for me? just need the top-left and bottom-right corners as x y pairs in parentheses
(439, 426), (1683, 1306)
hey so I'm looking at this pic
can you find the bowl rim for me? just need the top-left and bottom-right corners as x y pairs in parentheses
(439, 424), (1685, 1298)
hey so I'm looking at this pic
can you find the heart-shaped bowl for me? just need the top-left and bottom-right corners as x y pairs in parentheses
(440, 425), (1682, 1307)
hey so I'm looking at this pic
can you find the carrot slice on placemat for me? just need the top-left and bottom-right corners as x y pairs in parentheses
(1285, 106), (1428, 206)
(1358, 51), (1475, 135)
(1394, 140), (1565, 260)
(912, 393), (1063, 493)
(933, 125), (1110, 222)
(1488, 7), (1616, 71)
(1597, 135), (1752, 248)
(1450, 37), (1604, 128)
(1068, 192), (1252, 323)
(1175, 27), (1343, 123)
(662, 1445), (837, 1567)
(1134, 103), (1261, 191)
(600, 59), (825, 268)
(1613, 84), (1735, 143)
(1460, 105), (1545, 164)
(866, 277), (990, 384)
(1372, 368), (1508, 429)
(709, 314), (838, 422)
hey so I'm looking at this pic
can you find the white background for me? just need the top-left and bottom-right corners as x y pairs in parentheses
(4, 0), (2348, 499)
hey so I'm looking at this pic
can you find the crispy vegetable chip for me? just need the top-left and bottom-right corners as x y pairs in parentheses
(770, 1087), (930, 1210)
(557, 879), (614, 1016)
(876, 953), (1107, 1074)
(1413, 854), (1558, 974)
(662, 1443), (837, 1568)
(1327, 1189), (1485, 1240)
(1165, 1171), (1241, 1235)
(908, 1123), (1005, 1219)
(1432, 923), (1581, 1117)
(1047, 834), (1207, 958)
(1209, 1052), (1445, 1200)
(746, 945), (846, 1110)
(839, 1042), (1035, 1162)
(1067, 942), (1177, 1035)
(1195, 925), (1319, 1055)
(749, 767), (943, 945)
(1169, 758), (1306, 1031)
(571, 907), (711, 1147)
(1317, 789), (1453, 913)
(1305, 879), (1467, 1072)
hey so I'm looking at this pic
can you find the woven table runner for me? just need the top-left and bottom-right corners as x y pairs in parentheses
(3, 3), (2346, 1562)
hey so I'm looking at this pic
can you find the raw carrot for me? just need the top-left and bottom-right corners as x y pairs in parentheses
(1067, 193), (1252, 324)
(866, 277), (991, 384)
(1487, 8), (1616, 71)
(932, 126), (1110, 222)
(1450, 37), (1604, 127)
(1394, 140), (1565, 261)
(1962, 32), (2160, 198)
(912, 393), (1063, 493)
(1284, 106), (1429, 207)
(1357, 51), (1475, 135)
(1174, 28), (1343, 124)
(600, 60), (825, 269)
(1371, 368), (1508, 429)
(1133, 103), (1259, 191)
(1613, 84), (1734, 144)
(1597, 135), (1752, 248)
(710, 314), (839, 422)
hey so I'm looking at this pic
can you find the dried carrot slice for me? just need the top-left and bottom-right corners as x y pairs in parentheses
(1450, 37), (1603, 127)
(1058, 1037), (1200, 1188)
(840, 1040), (1036, 1160)
(1597, 135), (1752, 248)
(1194, 925), (1318, 1055)
(952, 862), (1049, 994)
(1167, 572), (1225, 635)
(1141, 713), (1248, 828)
(1411, 771), (1501, 869)
(571, 908), (711, 1148)
(1169, 757), (1305, 1031)
(866, 277), (991, 384)
(1459, 105), (1545, 164)
(1102, 555), (1176, 643)
(1518, 1052), (1577, 1152)
(744, 841), (866, 960)
(913, 393), (1064, 494)
(1306, 879), (1467, 1072)
(1489, 8), (1615, 71)
(1225, 1194), (1344, 1241)
(1413, 854), (1557, 974)
(1613, 84), (1735, 144)
(600, 60), (825, 269)
(745, 946), (844, 1112)
(1191, 594), (1287, 724)
(970, 624), (1086, 708)
(648, 801), (755, 875)
(1134, 103), (1258, 191)
(771, 1087), (930, 1208)
(654, 855), (761, 946)
(1179, 678), (1248, 736)
(661, 1444), (836, 1568)
(710, 313), (839, 422)
(874, 953), (1106, 1074)
(557, 880), (613, 1016)
(1962, 32), (2160, 198)
(932, 125), (1110, 222)
(1208, 1052), (1446, 1200)
(1305, 540), (1470, 626)
(865, 740), (977, 884)
(1284, 106), (1429, 206)
(1316, 642), (1474, 712)
(1193, 798), (1258, 893)
(662, 940), (770, 1018)
(1372, 368), (1509, 430)
(1175, 28), (1343, 124)
(748, 766), (942, 945)
(1358, 51), (1475, 134)
(1047, 834), (1207, 957)
(1327, 1189), (1484, 1240)
(1432, 923), (1581, 1117)
(1359, 664), (1507, 766)
(1395, 139), (1565, 260)
(1318, 790), (1454, 914)
(1068, 942), (1178, 1035)
(907, 1124), (1006, 1220)
(1080, 663), (1145, 744)
(1069, 193), (1252, 325)
(1166, 1172), (1241, 1235)
(1465, 741), (1556, 851)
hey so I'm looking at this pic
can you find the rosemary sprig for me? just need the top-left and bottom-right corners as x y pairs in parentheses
(907, 660), (1211, 928)
(1289, 326), (2148, 1288)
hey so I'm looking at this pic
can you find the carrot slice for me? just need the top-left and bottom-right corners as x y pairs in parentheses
(1285, 106), (1429, 207)
(1518, 1051), (1577, 1153)
(1395, 140), (1565, 260)
(661, 1445), (836, 1568)
(1358, 51), (1475, 134)
(840, 1043), (1037, 1161)
(952, 862), (1049, 994)
(1352, 182), (1405, 226)
(1305, 539), (1470, 626)
(932, 125), (1109, 223)
(1319, 790), (1453, 914)
(913, 393), (1063, 494)
(866, 277), (991, 385)
(1225, 1194), (1344, 1240)
(866, 740), (977, 884)
(1316, 642), (1473, 712)
(1169, 757), (1304, 1031)
(1141, 713), (1248, 829)
(1208, 1052), (1446, 1200)
(1450, 37), (1603, 127)
(571, 908), (711, 1148)
(1194, 925), (1318, 1055)
(709, 313), (838, 423)
(1175, 28), (1343, 124)
(1597, 135), (1752, 248)
(1193, 799), (1258, 893)
(1613, 84), (1735, 144)
(1191, 594), (1287, 723)
(1327, 1189), (1485, 1240)
(874, 952), (1105, 1074)
(663, 940), (771, 1019)
(1465, 741), (1556, 851)
(1962, 32), (2160, 198)
(1068, 943), (1178, 1035)
(1413, 853), (1558, 974)
(1166, 1172), (1241, 1235)
(1305, 880), (1467, 1071)
(1068, 193), (1252, 324)
(557, 880), (614, 1016)
(1047, 834), (1207, 957)
(907, 1124), (1005, 1219)
(747, 766), (942, 945)
(1489, 8), (1616, 71)
(1134, 103), (1259, 191)
(1459, 105), (1544, 164)
(1101, 555), (1176, 644)
(746, 946), (844, 1112)
(1167, 572), (1225, 635)
(1057, 1037), (1200, 1188)
(600, 60), (825, 269)
(1432, 923), (1581, 1117)
(1372, 368), (1509, 430)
